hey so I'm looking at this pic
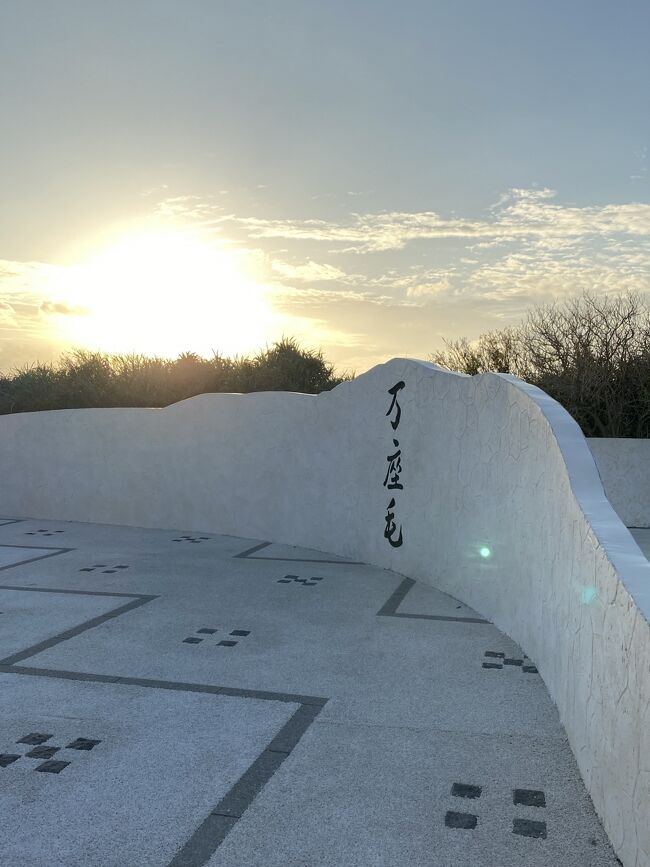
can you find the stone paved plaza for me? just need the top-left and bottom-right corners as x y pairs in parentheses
(0, 515), (620, 866)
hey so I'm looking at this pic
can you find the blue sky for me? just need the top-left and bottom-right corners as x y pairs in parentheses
(1, 0), (648, 371)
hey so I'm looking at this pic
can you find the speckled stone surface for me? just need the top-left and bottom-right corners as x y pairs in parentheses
(0, 520), (622, 866)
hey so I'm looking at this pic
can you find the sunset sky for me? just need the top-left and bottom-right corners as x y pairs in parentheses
(1, 0), (649, 374)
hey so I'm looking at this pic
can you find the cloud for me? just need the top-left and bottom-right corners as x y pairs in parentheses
(219, 188), (650, 254)
(40, 300), (88, 316)
(271, 260), (347, 282)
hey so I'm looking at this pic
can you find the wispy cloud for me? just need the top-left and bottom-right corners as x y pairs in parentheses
(270, 260), (347, 282)
(219, 188), (650, 254)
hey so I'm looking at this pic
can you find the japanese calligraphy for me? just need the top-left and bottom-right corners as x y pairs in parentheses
(383, 381), (405, 547)
(384, 497), (403, 548)
(383, 439), (403, 490)
(386, 380), (405, 430)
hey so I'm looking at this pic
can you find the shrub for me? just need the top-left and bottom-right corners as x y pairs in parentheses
(431, 291), (650, 437)
(0, 340), (352, 415)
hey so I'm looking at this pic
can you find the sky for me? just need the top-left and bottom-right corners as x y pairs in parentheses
(1, 0), (649, 374)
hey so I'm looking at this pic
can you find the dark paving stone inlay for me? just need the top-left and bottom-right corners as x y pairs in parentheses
(514, 788), (546, 808)
(67, 738), (101, 751)
(26, 745), (59, 759)
(445, 811), (477, 830)
(0, 754), (20, 767)
(183, 637), (203, 644)
(35, 760), (70, 774)
(513, 818), (547, 839)
(451, 782), (482, 799)
(17, 733), (52, 745)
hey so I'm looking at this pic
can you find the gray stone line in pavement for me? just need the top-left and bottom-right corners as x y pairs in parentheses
(233, 541), (274, 558)
(234, 540), (365, 565)
(168, 704), (324, 867)
(377, 575), (490, 624)
(0, 583), (150, 599)
(0, 593), (158, 666)
(0, 544), (74, 572)
(0, 518), (24, 526)
(0, 665), (328, 707)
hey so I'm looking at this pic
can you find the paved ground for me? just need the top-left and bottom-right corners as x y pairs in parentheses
(0, 516), (619, 867)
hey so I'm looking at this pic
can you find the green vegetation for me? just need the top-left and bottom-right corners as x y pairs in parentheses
(431, 291), (650, 438)
(0, 338), (352, 415)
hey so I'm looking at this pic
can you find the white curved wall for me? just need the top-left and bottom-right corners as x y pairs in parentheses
(0, 359), (648, 867)
(588, 437), (650, 528)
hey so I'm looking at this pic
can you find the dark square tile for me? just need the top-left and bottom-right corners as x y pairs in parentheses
(79, 568), (94, 572)
(26, 746), (59, 759)
(0, 754), (20, 767)
(35, 760), (70, 774)
(451, 783), (482, 799)
(513, 788), (546, 808)
(445, 811), (477, 830)
(523, 665), (539, 674)
(312, 576), (324, 581)
(66, 738), (101, 751)
(218, 640), (237, 647)
(17, 733), (52, 745)
(183, 637), (203, 644)
(103, 570), (117, 574)
(230, 630), (250, 637)
(482, 662), (502, 669)
(197, 628), (217, 635)
(513, 818), (547, 838)
(484, 651), (505, 658)
(504, 658), (523, 666)
(277, 579), (291, 583)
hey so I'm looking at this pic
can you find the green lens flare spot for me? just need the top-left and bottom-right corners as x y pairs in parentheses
(580, 586), (598, 604)
(479, 546), (491, 559)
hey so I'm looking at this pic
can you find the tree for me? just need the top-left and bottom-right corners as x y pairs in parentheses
(430, 291), (650, 437)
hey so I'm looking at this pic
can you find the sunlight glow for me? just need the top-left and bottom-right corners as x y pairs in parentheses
(47, 228), (281, 358)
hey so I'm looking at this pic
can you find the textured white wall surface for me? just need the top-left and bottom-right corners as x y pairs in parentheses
(0, 359), (648, 867)
(588, 437), (650, 528)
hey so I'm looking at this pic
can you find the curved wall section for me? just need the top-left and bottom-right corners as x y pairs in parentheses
(0, 359), (648, 866)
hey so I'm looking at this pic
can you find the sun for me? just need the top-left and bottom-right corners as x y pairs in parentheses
(50, 228), (279, 358)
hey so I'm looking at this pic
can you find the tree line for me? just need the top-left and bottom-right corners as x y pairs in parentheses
(431, 291), (650, 438)
(0, 338), (350, 415)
